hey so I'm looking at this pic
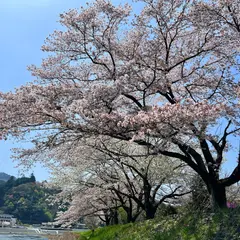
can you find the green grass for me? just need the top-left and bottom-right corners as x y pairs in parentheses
(78, 208), (240, 240)
(79, 224), (134, 240)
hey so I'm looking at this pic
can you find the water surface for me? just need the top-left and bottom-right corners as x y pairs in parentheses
(0, 236), (47, 240)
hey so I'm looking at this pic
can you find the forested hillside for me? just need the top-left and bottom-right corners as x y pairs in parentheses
(0, 173), (58, 224)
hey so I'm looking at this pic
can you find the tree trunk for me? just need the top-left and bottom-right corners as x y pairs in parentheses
(110, 209), (119, 225)
(105, 216), (110, 226)
(123, 207), (140, 223)
(123, 202), (134, 223)
(143, 180), (157, 219)
(145, 205), (157, 219)
(127, 212), (134, 223)
(122, 207), (134, 223)
(210, 182), (227, 209)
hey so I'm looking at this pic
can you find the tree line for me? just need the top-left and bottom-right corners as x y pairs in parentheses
(0, 174), (57, 224)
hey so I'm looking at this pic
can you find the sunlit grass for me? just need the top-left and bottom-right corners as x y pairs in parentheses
(77, 208), (240, 240)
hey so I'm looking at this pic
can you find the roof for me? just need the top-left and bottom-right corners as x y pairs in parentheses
(0, 214), (14, 218)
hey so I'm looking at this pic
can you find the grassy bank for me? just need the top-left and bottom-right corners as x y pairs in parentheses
(48, 208), (240, 240)
(78, 208), (240, 240)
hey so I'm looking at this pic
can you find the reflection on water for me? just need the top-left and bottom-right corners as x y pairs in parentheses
(0, 235), (48, 240)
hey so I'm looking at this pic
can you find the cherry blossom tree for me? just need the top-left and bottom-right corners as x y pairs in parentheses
(47, 142), (139, 225)
(43, 145), (120, 226)
(0, 0), (240, 209)
(49, 140), (189, 223)
(55, 185), (120, 226)
(90, 139), (190, 219)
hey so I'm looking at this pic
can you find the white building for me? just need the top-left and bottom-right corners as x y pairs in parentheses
(0, 214), (17, 227)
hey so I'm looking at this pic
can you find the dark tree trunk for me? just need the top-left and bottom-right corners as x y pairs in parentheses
(143, 180), (157, 219)
(123, 200), (134, 223)
(122, 207), (134, 223)
(209, 182), (227, 209)
(145, 205), (157, 219)
(111, 209), (118, 225)
(103, 210), (111, 226)
(122, 207), (140, 223)
(126, 210), (133, 223)
(105, 216), (111, 226)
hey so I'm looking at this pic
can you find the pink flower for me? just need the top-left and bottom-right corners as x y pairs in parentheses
(227, 202), (237, 208)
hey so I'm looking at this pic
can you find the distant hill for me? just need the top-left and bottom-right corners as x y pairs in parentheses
(0, 172), (12, 182)
(0, 174), (58, 224)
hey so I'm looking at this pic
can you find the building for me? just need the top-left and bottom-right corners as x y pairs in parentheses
(0, 214), (17, 227)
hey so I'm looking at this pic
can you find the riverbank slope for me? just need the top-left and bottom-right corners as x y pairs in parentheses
(78, 208), (240, 240)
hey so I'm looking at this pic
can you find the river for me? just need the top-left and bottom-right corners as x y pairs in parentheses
(0, 236), (48, 240)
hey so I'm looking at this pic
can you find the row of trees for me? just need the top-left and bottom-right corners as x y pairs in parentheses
(0, 0), (240, 225)
(0, 175), (57, 224)
(50, 139), (191, 225)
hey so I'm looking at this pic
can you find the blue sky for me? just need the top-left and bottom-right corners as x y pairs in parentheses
(0, 0), (92, 181)
(0, 0), (238, 181)
(0, 0), (131, 181)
